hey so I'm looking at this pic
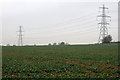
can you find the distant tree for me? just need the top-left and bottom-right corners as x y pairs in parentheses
(58, 42), (70, 45)
(58, 42), (67, 45)
(13, 45), (16, 46)
(53, 43), (57, 45)
(60, 42), (65, 45)
(102, 35), (112, 43)
(7, 44), (10, 46)
(48, 43), (51, 46)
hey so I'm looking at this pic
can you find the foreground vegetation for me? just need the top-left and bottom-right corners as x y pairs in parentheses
(2, 43), (120, 78)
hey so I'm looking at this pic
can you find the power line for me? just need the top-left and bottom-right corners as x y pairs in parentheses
(28, 17), (97, 35)
(24, 24), (98, 39)
(27, 21), (97, 36)
(27, 12), (97, 31)
(97, 4), (111, 43)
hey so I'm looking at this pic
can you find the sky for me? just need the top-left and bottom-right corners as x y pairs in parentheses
(1, 0), (119, 45)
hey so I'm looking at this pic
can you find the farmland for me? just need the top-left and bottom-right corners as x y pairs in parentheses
(2, 43), (120, 79)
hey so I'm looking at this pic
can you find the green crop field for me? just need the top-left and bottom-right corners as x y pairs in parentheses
(2, 43), (120, 79)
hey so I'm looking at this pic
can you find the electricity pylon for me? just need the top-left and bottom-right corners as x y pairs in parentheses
(18, 25), (23, 46)
(97, 4), (111, 43)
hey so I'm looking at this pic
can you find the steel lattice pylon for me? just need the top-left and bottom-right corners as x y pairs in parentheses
(97, 4), (111, 43)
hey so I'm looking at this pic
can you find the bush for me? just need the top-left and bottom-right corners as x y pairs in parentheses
(102, 35), (112, 43)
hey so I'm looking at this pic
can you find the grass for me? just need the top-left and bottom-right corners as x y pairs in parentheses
(2, 43), (120, 78)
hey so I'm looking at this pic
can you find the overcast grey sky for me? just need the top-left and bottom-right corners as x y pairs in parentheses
(1, 0), (118, 45)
